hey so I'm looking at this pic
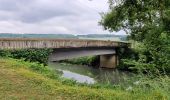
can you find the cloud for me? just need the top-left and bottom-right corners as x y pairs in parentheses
(0, 0), (126, 35)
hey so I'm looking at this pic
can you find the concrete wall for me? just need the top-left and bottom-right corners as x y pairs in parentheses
(0, 38), (129, 49)
(100, 54), (118, 68)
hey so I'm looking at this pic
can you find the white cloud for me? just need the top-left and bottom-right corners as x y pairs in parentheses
(0, 0), (126, 35)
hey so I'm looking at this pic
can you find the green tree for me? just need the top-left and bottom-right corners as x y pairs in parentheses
(100, 0), (170, 73)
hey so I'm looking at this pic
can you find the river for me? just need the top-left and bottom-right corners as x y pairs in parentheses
(48, 62), (133, 84)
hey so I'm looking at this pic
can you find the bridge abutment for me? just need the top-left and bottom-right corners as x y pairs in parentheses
(100, 54), (119, 68)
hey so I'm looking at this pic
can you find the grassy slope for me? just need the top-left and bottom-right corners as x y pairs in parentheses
(0, 58), (169, 100)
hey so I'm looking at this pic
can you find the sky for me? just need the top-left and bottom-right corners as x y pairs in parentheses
(0, 0), (125, 35)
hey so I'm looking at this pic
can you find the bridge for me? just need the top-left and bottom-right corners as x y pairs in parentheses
(0, 38), (129, 68)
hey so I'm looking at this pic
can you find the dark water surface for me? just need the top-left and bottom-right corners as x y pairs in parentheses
(48, 62), (133, 84)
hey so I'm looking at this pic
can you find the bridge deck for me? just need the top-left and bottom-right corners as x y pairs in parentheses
(0, 38), (129, 49)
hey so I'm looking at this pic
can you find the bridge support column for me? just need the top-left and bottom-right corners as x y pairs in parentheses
(100, 54), (119, 68)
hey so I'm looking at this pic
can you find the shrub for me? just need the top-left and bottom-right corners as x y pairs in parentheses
(0, 48), (53, 65)
(60, 56), (99, 67)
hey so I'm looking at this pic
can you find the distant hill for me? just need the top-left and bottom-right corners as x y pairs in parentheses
(77, 34), (127, 41)
(0, 33), (77, 39)
(0, 33), (127, 41)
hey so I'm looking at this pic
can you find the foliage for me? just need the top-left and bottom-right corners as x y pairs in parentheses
(0, 49), (11, 57)
(116, 46), (139, 71)
(60, 56), (99, 67)
(100, 0), (170, 40)
(100, 0), (170, 73)
(0, 48), (52, 65)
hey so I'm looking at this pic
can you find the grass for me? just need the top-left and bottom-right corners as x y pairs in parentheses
(0, 58), (169, 100)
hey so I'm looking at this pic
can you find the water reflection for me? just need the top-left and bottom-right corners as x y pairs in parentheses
(48, 62), (132, 84)
(62, 70), (95, 84)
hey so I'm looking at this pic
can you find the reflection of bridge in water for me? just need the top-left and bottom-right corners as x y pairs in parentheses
(0, 38), (130, 68)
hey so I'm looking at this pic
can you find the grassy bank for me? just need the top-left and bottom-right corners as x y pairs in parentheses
(0, 58), (169, 100)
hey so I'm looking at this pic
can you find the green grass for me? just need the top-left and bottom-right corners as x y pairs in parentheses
(0, 58), (169, 100)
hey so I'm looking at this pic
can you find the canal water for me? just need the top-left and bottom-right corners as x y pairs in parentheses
(48, 62), (133, 84)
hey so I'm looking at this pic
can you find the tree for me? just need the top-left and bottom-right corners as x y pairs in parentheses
(100, 0), (170, 73)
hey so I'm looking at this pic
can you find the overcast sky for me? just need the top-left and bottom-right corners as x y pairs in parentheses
(0, 0), (125, 35)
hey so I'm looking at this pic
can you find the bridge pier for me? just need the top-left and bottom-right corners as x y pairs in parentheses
(100, 54), (119, 68)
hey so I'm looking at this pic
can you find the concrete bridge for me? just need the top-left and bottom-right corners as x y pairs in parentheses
(0, 38), (129, 68)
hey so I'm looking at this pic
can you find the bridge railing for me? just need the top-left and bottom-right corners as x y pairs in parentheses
(0, 38), (130, 49)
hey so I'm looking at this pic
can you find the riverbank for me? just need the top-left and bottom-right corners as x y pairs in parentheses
(0, 58), (169, 100)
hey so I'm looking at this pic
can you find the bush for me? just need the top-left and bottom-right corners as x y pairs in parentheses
(0, 48), (53, 65)
(118, 34), (170, 74)
(60, 56), (99, 67)
(0, 49), (12, 57)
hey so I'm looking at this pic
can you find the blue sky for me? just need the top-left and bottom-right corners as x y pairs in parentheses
(0, 0), (125, 35)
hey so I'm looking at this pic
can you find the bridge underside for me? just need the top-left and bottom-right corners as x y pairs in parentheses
(49, 47), (118, 68)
